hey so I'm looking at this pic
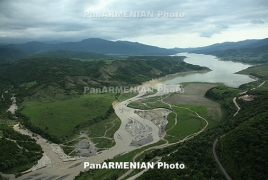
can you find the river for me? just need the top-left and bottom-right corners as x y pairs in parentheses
(8, 53), (254, 180)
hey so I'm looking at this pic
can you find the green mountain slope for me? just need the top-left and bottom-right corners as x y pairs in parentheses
(211, 44), (268, 64)
(0, 47), (26, 61)
(29, 50), (108, 59)
(217, 112), (268, 180)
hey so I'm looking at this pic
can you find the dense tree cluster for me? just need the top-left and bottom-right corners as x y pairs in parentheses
(112, 56), (208, 84)
(217, 112), (268, 180)
(17, 113), (61, 143)
(0, 125), (42, 173)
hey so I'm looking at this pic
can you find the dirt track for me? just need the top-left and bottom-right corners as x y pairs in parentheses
(119, 97), (209, 180)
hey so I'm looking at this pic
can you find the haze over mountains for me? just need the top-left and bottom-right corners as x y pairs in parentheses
(2, 38), (178, 56)
(0, 37), (268, 61)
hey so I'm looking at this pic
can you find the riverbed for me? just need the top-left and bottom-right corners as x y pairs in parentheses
(9, 53), (254, 180)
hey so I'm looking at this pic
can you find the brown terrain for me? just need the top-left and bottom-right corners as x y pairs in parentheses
(164, 83), (222, 120)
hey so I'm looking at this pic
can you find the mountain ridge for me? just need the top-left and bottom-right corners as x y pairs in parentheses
(4, 38), (178, 55)
(1, 37), (268, 62)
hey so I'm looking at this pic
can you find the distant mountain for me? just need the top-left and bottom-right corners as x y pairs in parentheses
(241, 38), (268, 49)
(2, 37), (268, 60)
(210, 44), (268, 64)
(0, 47), (26, 61)
(29, 50), (108, 59)
(171, 38), (268, 54)
(0, 49), (108, 62)
(8, 41), (52, 52)
(5, 38), (178, 55)
(190, 39), (260, 54)
(172, 47), (197, 53)
(41, 40), (66, 44)
(116, 41), (177, 55)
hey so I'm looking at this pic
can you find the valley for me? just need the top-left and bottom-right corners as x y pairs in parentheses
(0, 44), (268, 180)
(1, 1), (268, 179)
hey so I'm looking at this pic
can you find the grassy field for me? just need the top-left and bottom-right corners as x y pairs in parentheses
(169, 108), (204, 134)
(118, 92), (138, 102)
(91, 137), (115, 149)
(165, 112), (176, 130)
(165, 105), (210, 143)
(21, 93), (116, 139)
(87, 112), (121, 149)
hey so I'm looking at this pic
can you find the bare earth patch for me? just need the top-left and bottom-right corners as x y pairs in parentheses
(164, 83), (222, 120)
(134, 108), (171, 137)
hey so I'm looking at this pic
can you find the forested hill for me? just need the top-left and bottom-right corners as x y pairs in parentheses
(189, 38), (268, 64)
(190, 38), (268, 54)
(0, 49), (108, 62)
(209, 44), (268, 64)
(2, 38), (178, 55)
(0, 55), (208, 114)
(0, 47), (26, 61)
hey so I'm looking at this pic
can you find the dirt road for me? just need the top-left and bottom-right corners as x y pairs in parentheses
(213, 138), (232, 180)
(213, 81), (266, 180)
(233, 97), (241, 116)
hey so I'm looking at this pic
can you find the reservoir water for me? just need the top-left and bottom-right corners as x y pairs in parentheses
(159, 53), (255, 87)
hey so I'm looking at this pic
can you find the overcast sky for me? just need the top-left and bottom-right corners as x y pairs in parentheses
(0, 0), (267, 48)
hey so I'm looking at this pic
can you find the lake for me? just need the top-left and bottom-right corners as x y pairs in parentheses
(159, 53), (255, 87)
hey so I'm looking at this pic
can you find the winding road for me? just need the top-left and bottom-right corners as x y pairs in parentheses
(233, 97), (240, 116)
(213, 138), (232, 180)
(213, 80), (266, 180)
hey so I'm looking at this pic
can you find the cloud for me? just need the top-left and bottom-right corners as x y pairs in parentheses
(251, 19), (265, 24)
(0, 0), (267, 46)
(198, 24), (229, 38)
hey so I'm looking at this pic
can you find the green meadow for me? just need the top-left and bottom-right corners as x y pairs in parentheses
(21, 93), (116, 139)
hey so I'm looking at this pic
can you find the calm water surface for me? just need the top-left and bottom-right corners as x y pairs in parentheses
(159, 53), (255, 87)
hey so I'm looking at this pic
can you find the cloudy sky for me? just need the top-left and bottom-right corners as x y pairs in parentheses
(0, 0), (267, 48)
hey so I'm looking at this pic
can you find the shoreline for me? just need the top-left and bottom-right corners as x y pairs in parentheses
(140, 69), (211, 87)
(235, 72), (259, 81)
(215, 56), (261, 66)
